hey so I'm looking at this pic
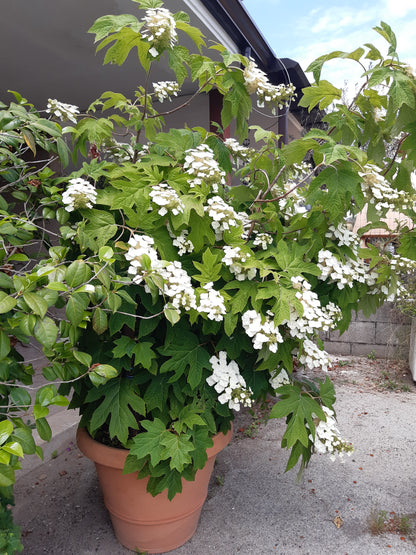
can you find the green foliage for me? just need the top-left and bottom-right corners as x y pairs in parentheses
(85, 377), (146, 443)
(159, 331), (211, 389)
(0, 487), (23, 554)
(126, 417), (213, 499)
(306, 47), (365, 84)
(269, 377), (335, 471)
(299, 80), (342, 111)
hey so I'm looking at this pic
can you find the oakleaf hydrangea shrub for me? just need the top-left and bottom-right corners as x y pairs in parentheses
(2, 3), (416, 525)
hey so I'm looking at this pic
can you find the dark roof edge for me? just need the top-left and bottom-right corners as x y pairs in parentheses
(198, 0), (310, 93)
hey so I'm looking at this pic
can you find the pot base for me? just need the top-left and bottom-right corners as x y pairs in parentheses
(110, 505), (200, 553)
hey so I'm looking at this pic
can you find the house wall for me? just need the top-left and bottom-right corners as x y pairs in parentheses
(322, 303), (411, 359)
(160, 94), (209, 131)
(0, 0), (239, 109)
(159, 93), (304, 142)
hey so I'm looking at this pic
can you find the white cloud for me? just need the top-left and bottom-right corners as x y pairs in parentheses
(309, 8), (376, 35)
(245, 0), (416, 89)
(384, 0), (416, 18)
(289, 2), (416, 88)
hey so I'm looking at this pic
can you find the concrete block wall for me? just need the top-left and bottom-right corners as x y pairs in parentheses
(322, 303), (411, 359)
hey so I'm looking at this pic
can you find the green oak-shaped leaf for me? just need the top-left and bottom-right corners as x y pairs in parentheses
(159, 336), (211, 390)
(160, 432), (194, 472)
(86, 377), (146, 444)
(129, 418), (167, 467)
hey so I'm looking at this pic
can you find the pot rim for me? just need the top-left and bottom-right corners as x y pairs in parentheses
(76, 424), (233, 470)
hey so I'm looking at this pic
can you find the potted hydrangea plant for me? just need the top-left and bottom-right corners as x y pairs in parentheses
(2, 1), (416, 552)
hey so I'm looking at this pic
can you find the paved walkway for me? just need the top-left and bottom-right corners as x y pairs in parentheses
(14, 375), (416, 554)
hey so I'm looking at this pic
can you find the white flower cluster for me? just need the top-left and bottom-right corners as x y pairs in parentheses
(390, 254), (416, 273)
(359, 164), (416, 212)
(311, 406), (353, 461)
(149, 183), (184, 216)
(106, 141), (135, 163)
(46, 99), (79, 123)
(273, 163), (312, 218)
(101, 140), (150, 163)
(382, 255), (416, 302)
(206, 351), (253, 411)
(243, 60), (296, 113)
(222, 246), (256, 281)
(159, 261), (197, 312)
(183, 144), (226, 192)
(325, 224), (360, 249)
(284, 276), (341, 339)
(153, 81), (180, 103)
(269, 368), (290, 391)
(298, 339), (331, 372)
(142, 8), (177, 57)
(242, 310), (283, 353)
(135, 144), (150, 160)
(277, 185), (308, 219)
(372, 107), (385, 122)
(252, 232), (273, 250)
(243, 60), (269, 95)
(125, 234), (162, 285)
(198, 282), (226, 321)
(318, 250), (378, 290)
(125, 236), (198, 312)
(224, 138), (255, 165)
(290, 162), (313, 182)
(403, 64), (416, 79)
(125, 236), (228, 318)
(205, 196), (247, 240)
(274, 162), (311, 193)
(62, 178), (97, 212)
(167, 225), (194, 256)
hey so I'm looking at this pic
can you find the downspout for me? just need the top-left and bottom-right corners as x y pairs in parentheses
(278, 108), (289, 146)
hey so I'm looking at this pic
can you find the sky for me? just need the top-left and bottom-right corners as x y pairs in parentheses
(243, 0), (416, 94)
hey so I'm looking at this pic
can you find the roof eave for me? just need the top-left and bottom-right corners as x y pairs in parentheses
(198, 0), (311, 120)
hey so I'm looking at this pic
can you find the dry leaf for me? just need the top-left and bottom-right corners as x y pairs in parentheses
(333, 515), (344, 528)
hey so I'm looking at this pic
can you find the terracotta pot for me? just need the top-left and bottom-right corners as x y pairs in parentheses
(76, 425), (232, 553)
